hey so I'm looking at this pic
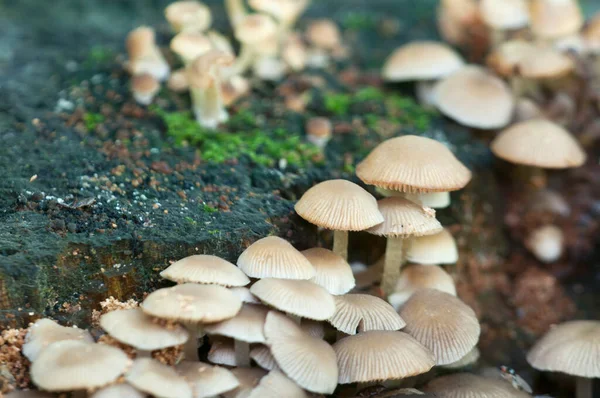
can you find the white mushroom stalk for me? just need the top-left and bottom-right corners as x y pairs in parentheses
(126, 26), (171, 82)
(230, 14), (278, 77)
(225, 0), (248, 27)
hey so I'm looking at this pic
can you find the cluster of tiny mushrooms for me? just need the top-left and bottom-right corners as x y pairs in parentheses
(9, 0), (600, 397)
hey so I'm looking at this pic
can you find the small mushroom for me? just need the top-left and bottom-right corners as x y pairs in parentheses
(302, 248), (355, 295)
(424, 373), (531, 397)
(231, 14), (278, 76)
(328, 294), (406, 335)
(526, 225), (564, 263)
(126, 26), (170, 81)
(131, 74), (160, 106)
(479, 0), (529, 46)
(177, 360), (240, 398)
(388, 264), (457, 310)
(160, 254), (250, 287)
(305, 117), (333, 150)
(23, 318), (93, 362)
(126, 358), (192, 398)
(406, 228), (459, 265)
(165, 1), (212, 33)
(250, 345), (278, 371)
(248, 369), (308, 398)
(170, 32), (213, 64)
(529, 0), (583, 40)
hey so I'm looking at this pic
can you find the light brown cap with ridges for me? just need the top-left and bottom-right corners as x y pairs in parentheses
(388, 265), (457, 310)
(170, 32), (213, 62)
(31, 340), (131, 392)
(237, 236), (315, 280)
(208, 338), (236, 366)
(100, 308), (189, 351)
(235, 14), (278, 45)
(400, 289), (480, 365)
(250, 278), (335, 321)
(131, 74), (160, 95)
(23, 318), (94, 362)
(303, 248), (355, 295)
(491, 119), (586, 169)
(248, 370), (308, 398)
(424, 373), (531, 397)
(407, 228), (458, 265)
(382, 41), (464, 82)
(479, 0), (529, 30)
(160, 254), (250, 286)
(224, 368), (267, 398)
(356, 136), (472, 193)
(527, 320), (600, 378)
(187, 50), (234, 89)
(142, 283), (242, 323)
(294, 179), (384, 231)
(367, 197), (443, 238)
(177, 361), (240, 398)
(204, 304), (269, 343)
(333, 331), (435, 384)
(264, 311), (338, 394)
(126, 26), (156, 60)
(529, 0), (583, 39)
(250, 345), (279, 371)
(126, 358), (192, 398)
(328, 294), (406, 335)
(165, 1), (212, 33)
(433, 66), (514, 129)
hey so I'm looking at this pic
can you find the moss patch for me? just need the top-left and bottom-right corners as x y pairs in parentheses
(83, 112), (105, 131)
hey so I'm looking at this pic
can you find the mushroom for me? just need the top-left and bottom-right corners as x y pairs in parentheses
(305, 117), (333, 150)
(90, 383), (146, 398)
(160, 254), (250, 286)
(406, 228), (459, 265)
(333, 331), (435, 384)
(170, 31), (213, 64)
(248, 369), (308, 398)
(177, 361), (240, 398)
(231, 14), (278, 76)
(225, 0), (248, 27)
(224, 368), (267, 398)
(366, 197), (443, 297)
(31, 340), (131, 393)
(126, 26), (170, 81)
(229, 286), (261, 304)
(263, 311), (338, 394)
(527, 320), (600, 398)
(22, 318), (93, 362)
(250, 345), (278, 371)
(382, 41), (464, 107)
(165, 1), (212, 33)
(529, 0), (583, 40)
(327, 294), (406, 335)
(208, 337), (237, 367)
(479, 0), (529, 47)
(302, 248), (355, 295)
(126, 358), (192, 398)
(388, 264), (457, 310)
(436, 0), (481, 47)
(282, 33), (308, 72)
(222, 75), (250, 106)
(141, 283), (242, 361)
(295, 179), (384, 261)
(423, 373), (531, 397)
(168, 68), (190, 92)
(306, 20), (342, 51)
(400, 289), (480, 366)
(186, 50), (235, 129)
(249, 0), (310, 31)
(131, 74), (160, 106)
(99, 307), (189, 357)
(442, 347), (481, 370)
(526, 225), (564, 263)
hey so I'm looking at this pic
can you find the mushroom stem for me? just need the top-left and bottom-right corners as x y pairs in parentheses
(191, 79), (227, 129)
(513, 165), (547, 191)
(288, 314), (302, 325)
(576, 377), (592, 398)
(333, 230), (349, 261)
(225, 0), (247, 27)
(234, 340), (251, 367)
(230, 45), (255, 76)
(183, 323), (201, 361)
(415, 81), (437, 108)
(381, 237), (405, 297)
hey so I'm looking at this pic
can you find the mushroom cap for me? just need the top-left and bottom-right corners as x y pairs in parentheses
(161, 255), (250, 286)
(305, 117), (333, 139)
(303, 248), (356, 295)
(388, 265), (457, 310)
(100, 308), (189, 351)
(126, 358), (192, 398)
(433, 66), (514, 129)
(486, 40), (535, 77)
(235, 14), (278, 45)
(170, 32), (213, 62)
(178, 361), (240, 398)
(237, 236), (315, 280)
(491, 119), (586, 169)
(367, 197), (443, 238)
(356, 136), (472, 193)
(23, 318), (94, 361)
(168, 68), (189, 92)
(90, 383), (146, 398)
(204, 304), (269, 343)
(31, 340), (131, 391)
(187, 50), (234, 89)
(407, 228), (458, 264)
(306, 19), (342, 50)
(131, 74), (160, 96)
(165, 1), (212, 32)
(250, 345), (279, 371)
(518, 46), (574, 79)
(328, 294), (406, 335)
(382, 41), (464, 82)
(404, 191), (451, 209)
(400, 289), (480, 365)
(529, 0), (583, 39)
(333, 331), (435, 384)
(229, 286), (261, 304)
(142, 283), (242, 323)
(264, 311), (338, 394)
(222, 75), (250, 106)
(442, 347), (481, 369)
(479, 0), (529, 30)
(208, 338), (237, 367)
(250, 278), (335, 321)
(249, 0), (309, 24)
(126, 26), (156, 60)
(224, 368), (267, 398)
(248, 370), (308, 398)
(423, 373), (531, 397)
(526, 320), (600, 378)
(294, 179), (384, 231)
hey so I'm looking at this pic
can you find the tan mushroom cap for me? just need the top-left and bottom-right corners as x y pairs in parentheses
(302, 248), (355, 295)
(529, 0), (583, 39)
(235, 14), (278, 45)
(367, 197), (443, 238)
(356, 136), (472, 193)
(31, 340), (131, 392)
(248, 370), (308, 398)
(251, 344), (279, 371)
(224, 368), (267, 398)
(131, 73), (160, 95)
(328, 294), (406, 335)
(433, 66), (514, 129)
(382, 41), (464, 82)
(222, 75), (250, 106)
(301, 319), (326, 339)
(305, 117), (333, 139)
(178, 361), (240, 398)
(400, 289), (480, 365)
(168, 68), (189, 92)
(126, 358), (192, 398)
(306, 19), (342, 50)
(237, 236), (315, 280)
(526, 320), (600, 378)
(249, 0), (309, 25)
(100, 308), (189, 351)
(204, 304), (269, 343)
(486, 40), (535, 77)
(250, 278), (335, 320)
(388, 265), (457, 310)
(264, 311), (338, 394)
(90, 383), (145, 398)
(208, 337), (237, 366)
(229, 286), (261, 304)
(519, 47), (574, 79)
(295, 179), (384, 231)
(407, 228), (458, 264)
(23, 318), (94, 361)
(170, 32), (213, 62)
(126, 26), (156, 60)
(333, 331), (435, 384)
(491, 119), (586, 169)
(165, 1), (212, 33)
(424, 373), (531, 397)
(142, 283), (242, 323)
(187, 50), (235, 89)
(161, 254), (250, 286)
(479, 0), (529, 30)
(443, 347), (480, 369)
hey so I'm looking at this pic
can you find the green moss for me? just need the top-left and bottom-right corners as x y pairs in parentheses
(355, 87), (386, 102)
(184, 216), (197, 225)
(84, 46), (115, 67)
(385, 95), (436, 131)
(202, 204), (218, 213)
(342, 12), (377, 30)
(324, 93), (352, 116)
(83, 112), (105, 131)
